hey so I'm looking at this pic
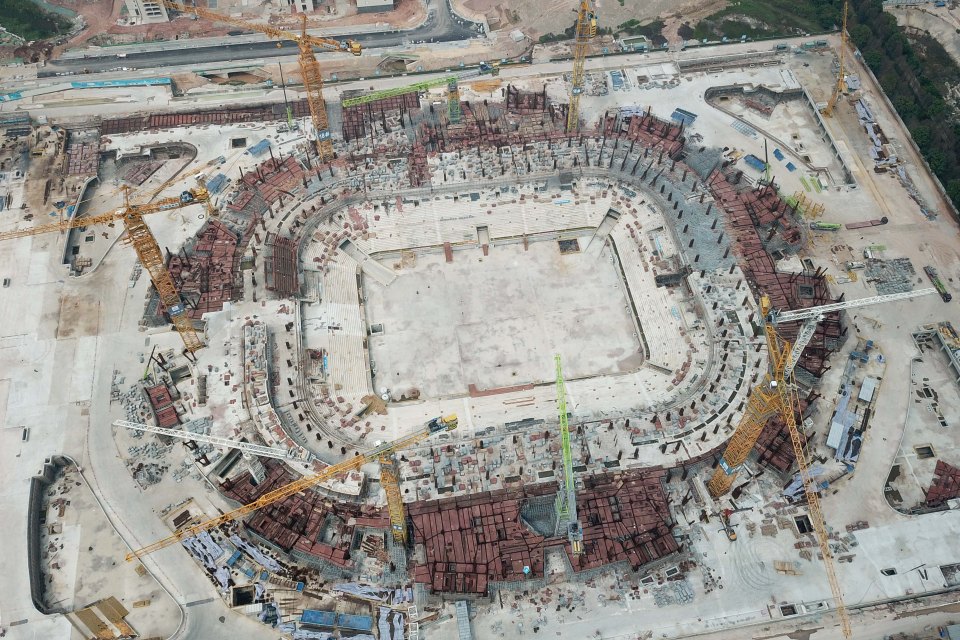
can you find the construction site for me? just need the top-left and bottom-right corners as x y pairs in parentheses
(4, 1), (960, 640)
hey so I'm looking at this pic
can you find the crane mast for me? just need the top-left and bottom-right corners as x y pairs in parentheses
(709, 287), (935, 494)
(380, 455), (407, 544)
(161, 1), (362, 161)
(554, 356), (583, 555)
(0, 185), (209, 353)
(823, 0), (848, 117)
(566, 0), (597, 133)
(708, 287), (935, 640)
(126, 414), (457, 560)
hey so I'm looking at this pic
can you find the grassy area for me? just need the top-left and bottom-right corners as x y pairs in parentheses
(691, 0), (840, 42)
(616, 19), (667, 46)
(0, 0), (72, 41)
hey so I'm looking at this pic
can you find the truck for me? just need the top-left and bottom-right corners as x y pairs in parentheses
(720, 510), (737, 541)
(925, 266), (953, 302)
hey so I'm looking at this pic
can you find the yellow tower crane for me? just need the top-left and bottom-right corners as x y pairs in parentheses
(707, 288), (935, 640)
(380, 454), (406, 544)
(0, 183), (212, 353)
(823, 0), (849, 117)
(566, 0), (597, 133)
(125, 414), (457, 560)
(161, 1), (362, 161)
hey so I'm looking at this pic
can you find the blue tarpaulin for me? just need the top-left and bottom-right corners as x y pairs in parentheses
(301, 610), (337, 628)
(206, 173), (228, 194)
(743, 154), (766, 171)
(337, 613), (373, 631)
(247, 139), (271, 156)
(670, 107), (697, 126)
(70, 78), (171, 89)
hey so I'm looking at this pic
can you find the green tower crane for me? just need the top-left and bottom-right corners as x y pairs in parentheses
(554, 355), (584, 555)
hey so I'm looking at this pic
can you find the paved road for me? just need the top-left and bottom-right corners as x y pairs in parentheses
(43, 0), (482, 76)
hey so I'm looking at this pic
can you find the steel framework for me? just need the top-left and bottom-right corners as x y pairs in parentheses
(708, 287), (935, 640)
(126, 414), (457, 560)
(380, 455), (406, 544)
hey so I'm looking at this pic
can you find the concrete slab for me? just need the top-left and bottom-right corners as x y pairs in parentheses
(365, 238), (642, 398)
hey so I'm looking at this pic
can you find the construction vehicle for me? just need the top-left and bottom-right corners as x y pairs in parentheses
(707, 287), (935, 639)
(0, 182), (211, 353)
(822, 0), (848, 117)
(162, 1), (361, 161)
(717, 510), (737, 541)
(554, 355), (584, 555)
(925, 266), (953, 302)
(125, 413), (457, 560)
(567, 0), (598, 133)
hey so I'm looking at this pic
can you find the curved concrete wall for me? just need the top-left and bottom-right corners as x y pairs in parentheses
(27, 455), (72, 615)
(62, 176), (100, 268)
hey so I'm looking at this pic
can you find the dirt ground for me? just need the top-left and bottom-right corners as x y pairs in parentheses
(271, 0), (424, 30)
(57, 294), (102, 339)
(47, 0), (423, 53)
(661, 0), (727, 46)
(455, 0), (725, 41)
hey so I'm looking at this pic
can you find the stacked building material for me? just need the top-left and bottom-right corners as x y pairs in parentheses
(144, 382), (179, 428)
(239, 155), (305, 207)
(407, 468), (677, 595)
(167, 220), (241, 318)
(924, 460), (960, 508)
(101, 99), (311, 135)
(263, 232), (299, 296)
(754, 396), (811, 472)
(222, 460), (361, 568)
(64, 141), (99, 176)
(121, 160), (164, 186)
(707, 168), (842, 379)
